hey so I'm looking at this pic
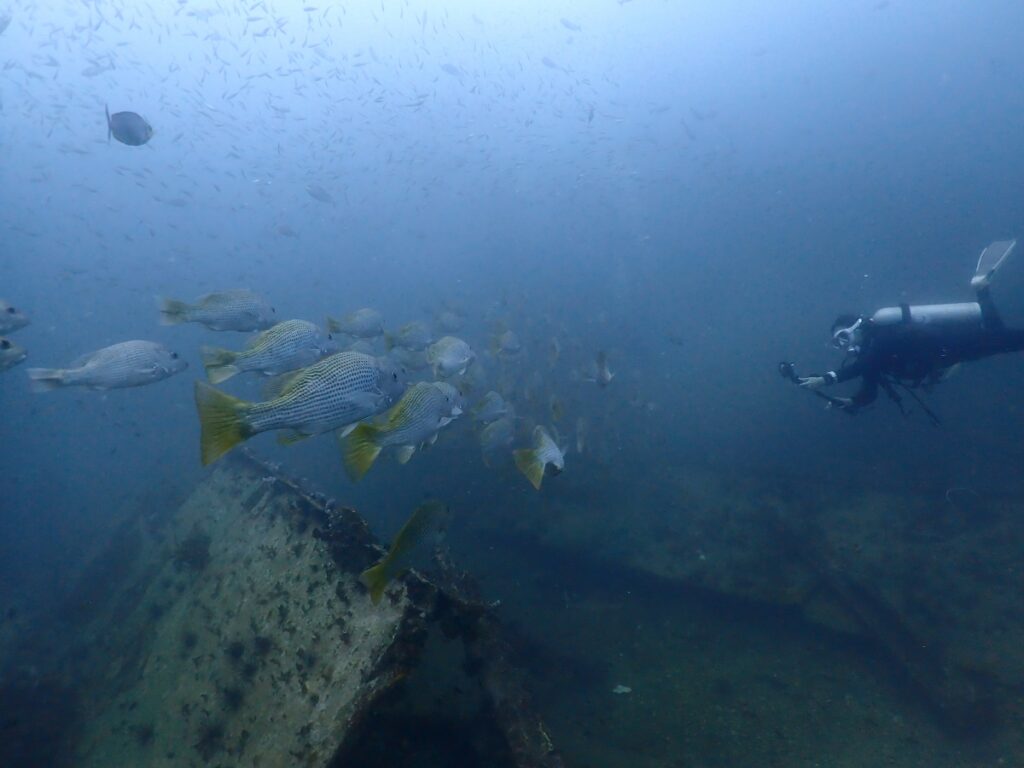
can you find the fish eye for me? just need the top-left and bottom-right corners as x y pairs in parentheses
(0, 340), (9, 349)
(392, 372), (398, 381)
(171, 352), (179, 359)
(327, 333), (334, 340)
(5, 307), (14, 314)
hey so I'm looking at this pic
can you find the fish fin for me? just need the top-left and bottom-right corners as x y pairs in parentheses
(427, 431), (440, 445)
(513, 448), (545, 490)
(338, 423), (358, 438)
(193, 381), (252, 466)
(105, 103), (111, 143)
(26, 368), (65, 393)
(395, 445), (416, 464)
(342, 423), (382, 482)
(69, 351), (97, 369)
(277, 430), (311, 446)
(261, 369), (303, 399)
(343, 390), (383, 410)
(325, 315), (342, 334)
(359, 561), (391, 605)
(383, 332), (395, 352)
(158, 297), (189, 325)
(200, 346), (239, 384)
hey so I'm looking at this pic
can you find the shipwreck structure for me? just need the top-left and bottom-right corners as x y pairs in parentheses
(2, 452), (561, 768)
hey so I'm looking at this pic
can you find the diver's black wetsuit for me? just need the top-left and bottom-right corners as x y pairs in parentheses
(838, 288), (1024, 410)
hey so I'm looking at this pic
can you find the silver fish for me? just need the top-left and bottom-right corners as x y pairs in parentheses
(200, 319), (331, 384)
(327, 308), (384, 338)
(385, 320), (433, 351)
(0, 300), (29, 334)
(472, 390), (511, 424)
(160, 289), (275, 331)
(426, 336), (475, 378)
(28, 340), (186, 392)
(0, 337), (27, 372)
(479, 415), (516, 464)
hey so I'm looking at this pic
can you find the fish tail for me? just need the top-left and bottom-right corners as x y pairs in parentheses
(26, 368), (66, 393)
(383, 332), (395, 351)
(200, 346), (239, 384)
(514, 448), (546, 490)
(105, 103), (111, 142)
(158, 297), (190, 325)
(359, 560), (392, 605)
(325, 316), (342, 334)
(341, 423), (382, 482)
(193, 381), (252, 466)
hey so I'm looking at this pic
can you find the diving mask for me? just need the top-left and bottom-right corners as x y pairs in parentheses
(832, 318), (863, 353)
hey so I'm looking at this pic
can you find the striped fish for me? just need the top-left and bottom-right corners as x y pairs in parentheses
(194, 351), (405, 465)
(326, 308), (384, 339)
(159, 289), (275, 331)
(342, 381), (464, 481)
(200, 319), (332, 384)
(514, 425), (566, 490)
(27, 340), (187, 392)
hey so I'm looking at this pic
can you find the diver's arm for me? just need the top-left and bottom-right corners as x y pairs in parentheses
(848, 371), (879, 410)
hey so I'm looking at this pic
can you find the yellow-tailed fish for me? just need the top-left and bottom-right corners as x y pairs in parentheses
(200, 319), (332, 384)
(513, 425), (565, 490)
(342, 381), (463, 481)
(193, 351), (404, 466)
(360, 500), (451, 604)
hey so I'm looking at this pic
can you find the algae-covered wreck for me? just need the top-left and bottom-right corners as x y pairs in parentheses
(1, 452), (561, 768)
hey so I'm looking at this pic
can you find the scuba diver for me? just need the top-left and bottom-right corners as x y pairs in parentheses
(781, 240), (1021, 423)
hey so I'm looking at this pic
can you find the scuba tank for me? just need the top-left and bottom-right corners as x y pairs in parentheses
(870, 302), (982, 329)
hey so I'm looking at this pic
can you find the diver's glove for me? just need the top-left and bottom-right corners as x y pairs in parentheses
(797, 372), (837, 390)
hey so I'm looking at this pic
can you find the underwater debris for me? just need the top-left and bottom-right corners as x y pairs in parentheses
(47, 451), (563, 768)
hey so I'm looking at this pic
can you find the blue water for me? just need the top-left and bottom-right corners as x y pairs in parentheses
(3, 1), (1024, 764)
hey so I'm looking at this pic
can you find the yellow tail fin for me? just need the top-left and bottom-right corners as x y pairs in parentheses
(158, 297), (190, 325)
(200, 346), (239, 384)
(342, 423), (382, 482)
(193, 381), (252, 466)
(514, 448), (545, 490)
(359, 560), (392, 605)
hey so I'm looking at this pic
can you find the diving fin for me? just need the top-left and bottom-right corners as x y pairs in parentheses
(972, 239), (1016, 290)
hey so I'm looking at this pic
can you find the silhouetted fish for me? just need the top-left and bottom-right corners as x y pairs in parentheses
(105, 105), (153, 146)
